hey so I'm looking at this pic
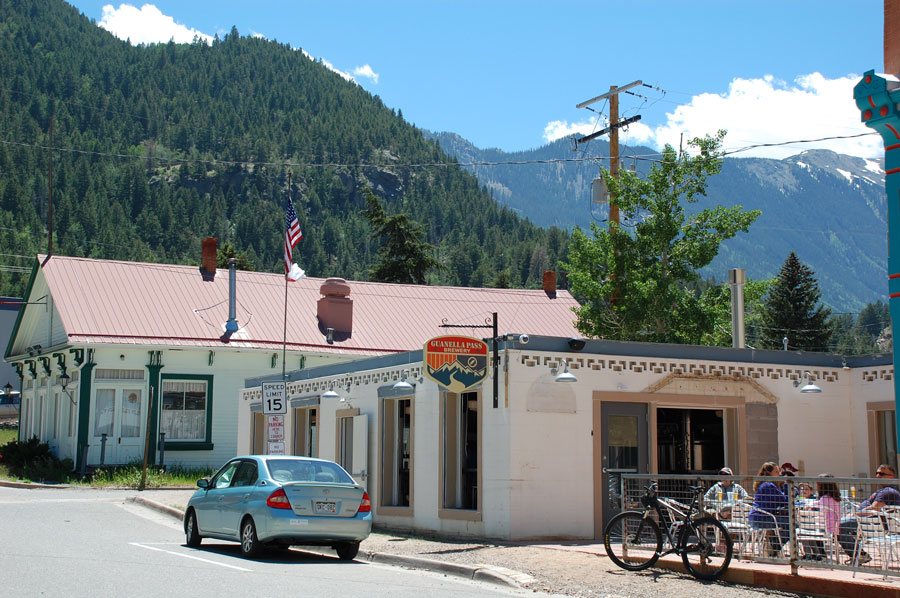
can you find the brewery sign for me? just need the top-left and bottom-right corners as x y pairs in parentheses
(423, 335), (489, 393)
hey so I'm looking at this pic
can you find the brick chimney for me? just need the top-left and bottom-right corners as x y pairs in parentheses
(317, 278), (353, 336)
(542, 270), (557, 297)
(200, 237), (218, 281)
(887, 0), (900, 75)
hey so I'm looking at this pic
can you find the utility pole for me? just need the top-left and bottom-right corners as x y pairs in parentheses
(576, 80), (643, 304)
(576, 79), (642, 230)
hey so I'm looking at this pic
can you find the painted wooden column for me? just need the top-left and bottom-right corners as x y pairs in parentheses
(854, 70), (900, 452)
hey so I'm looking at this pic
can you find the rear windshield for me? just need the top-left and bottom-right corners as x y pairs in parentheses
(266, 459), (354, 484)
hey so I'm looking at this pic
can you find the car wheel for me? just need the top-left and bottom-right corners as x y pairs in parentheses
(185, 509), (202, 548)
(240, 518), (262, 558)
(336, 542), (360, 561)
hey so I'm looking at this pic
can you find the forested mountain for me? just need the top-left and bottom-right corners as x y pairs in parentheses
(426, 132), (887, 313)
(0, 0), (568, 298)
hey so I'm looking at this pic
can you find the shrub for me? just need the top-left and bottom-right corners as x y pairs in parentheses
(0, 436), (72, 482)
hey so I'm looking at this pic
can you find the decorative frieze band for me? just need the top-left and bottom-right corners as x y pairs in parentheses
(519, 353), (864, 385)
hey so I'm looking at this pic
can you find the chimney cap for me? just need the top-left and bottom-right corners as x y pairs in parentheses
(320, 278), (351, 298)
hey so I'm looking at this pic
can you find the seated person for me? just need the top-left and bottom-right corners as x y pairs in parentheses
(704, 467), (748, 519)
(800, 474), (841, 560)
(837, 464), (900, 564)
(749, 461), (789, 556)
(797, 482), (815, 500)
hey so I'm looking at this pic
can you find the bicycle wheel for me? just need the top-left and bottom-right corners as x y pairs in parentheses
(604, 511), (662, 571)
(679, 516), (733, 581)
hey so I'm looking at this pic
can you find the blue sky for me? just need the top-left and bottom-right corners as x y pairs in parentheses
(68, 1), (885, 159)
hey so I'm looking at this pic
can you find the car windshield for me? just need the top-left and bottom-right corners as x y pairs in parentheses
(266, 459), (354, 484)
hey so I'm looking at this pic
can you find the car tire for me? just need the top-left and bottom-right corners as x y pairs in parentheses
(185, 510), (202, 548)
(336, 542), (360, 561)
(240, 518), (262, 558)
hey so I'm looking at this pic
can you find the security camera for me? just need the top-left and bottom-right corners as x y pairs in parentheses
(568, 337), (586, 351)
(517, 334), (529, 345)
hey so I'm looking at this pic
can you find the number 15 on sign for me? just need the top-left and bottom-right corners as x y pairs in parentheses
(262, 381), (287, 415)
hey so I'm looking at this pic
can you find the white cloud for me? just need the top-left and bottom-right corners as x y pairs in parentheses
(546, 74), (882, 160)
(99, 3), (213, 45)
(352, 64), (379, 84)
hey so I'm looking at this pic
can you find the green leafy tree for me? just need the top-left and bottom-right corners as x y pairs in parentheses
(363, 188), (442, 284)
(758, 252), (833, 351)
(563, 131), (760, 343)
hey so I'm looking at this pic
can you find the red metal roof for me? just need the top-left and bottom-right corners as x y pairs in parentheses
(37, 255), (581, 354)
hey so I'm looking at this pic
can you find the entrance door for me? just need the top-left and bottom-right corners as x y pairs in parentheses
(597, 402), (648, 538)
(117, 389), (144, 462)
(90, 387), (146, 464)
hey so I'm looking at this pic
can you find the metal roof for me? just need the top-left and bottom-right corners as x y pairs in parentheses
(33, 255), (581, 354)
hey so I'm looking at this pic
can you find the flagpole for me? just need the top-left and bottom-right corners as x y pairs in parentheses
(282, 171), (291, 384)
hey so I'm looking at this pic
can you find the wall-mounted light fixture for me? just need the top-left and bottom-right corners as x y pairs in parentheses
(393, 369), (414, 391)
(322, 382), (340, 399)
(552, 359), (577, 383)
(794, 372), (822, 394)
(58, 372), (76, 405)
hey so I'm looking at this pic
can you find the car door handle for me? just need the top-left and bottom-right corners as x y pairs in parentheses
(243, 494), (250, 501)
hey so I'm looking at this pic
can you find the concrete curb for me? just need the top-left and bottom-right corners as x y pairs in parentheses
(360, 552), (521, 588)
(0, 479), (72, 489)
(131, 495), (185, 521)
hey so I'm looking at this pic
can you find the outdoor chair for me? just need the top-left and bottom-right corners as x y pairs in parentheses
(723, 501), (752, 556)
(851, 512), (900, 580)
(795, 505), (838, 564)
(746, 506), (786, 559)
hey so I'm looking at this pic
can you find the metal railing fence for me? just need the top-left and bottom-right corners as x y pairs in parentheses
(620, 473), (900, 578)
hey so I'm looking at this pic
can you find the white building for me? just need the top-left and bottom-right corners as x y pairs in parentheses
(241, 337), (895, 540)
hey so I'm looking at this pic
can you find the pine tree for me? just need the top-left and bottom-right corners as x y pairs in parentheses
(363, 188), (442, 284)
(758, 252), (832, 351)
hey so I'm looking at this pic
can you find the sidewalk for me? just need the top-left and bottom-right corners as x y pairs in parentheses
(5, 481), (900, 597)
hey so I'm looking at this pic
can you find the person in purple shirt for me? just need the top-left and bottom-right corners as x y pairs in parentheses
(837, 464), (900, 564)
(749, 461), (790, 556)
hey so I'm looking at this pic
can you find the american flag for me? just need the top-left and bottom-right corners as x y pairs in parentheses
(284, 195), (303, 276)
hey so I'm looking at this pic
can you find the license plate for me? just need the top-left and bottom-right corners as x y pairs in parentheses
(314, 501), (337, 514)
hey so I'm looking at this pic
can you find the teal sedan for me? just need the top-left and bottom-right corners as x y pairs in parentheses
(184, 455), (372, 560)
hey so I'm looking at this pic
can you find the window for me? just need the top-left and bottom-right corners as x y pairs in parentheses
(37, 393), (45, 439)
(338, 416), (354, 472)
(213, 460), (241, 489)
(231, 461), (258, 487)
(251, 411), (265, 454)
(51, 392), (59, 440)
(94, 389), (115, 437)
(877, 410), (898, 473)
(67, 397), (75, 438)
(381, 397), (412, 507)
(120, 390), (142, 438)
(292, 407), (318, 457)
(442, 391), (479, 511)
(161, 378), (210, 442)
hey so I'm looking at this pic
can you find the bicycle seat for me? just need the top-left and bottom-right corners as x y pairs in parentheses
(688, 485), (705, 493)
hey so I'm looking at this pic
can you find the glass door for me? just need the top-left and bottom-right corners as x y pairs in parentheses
(600, 402), (648, 532)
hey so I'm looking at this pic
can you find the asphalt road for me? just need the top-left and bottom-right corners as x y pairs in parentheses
(0, 486), (546, 598)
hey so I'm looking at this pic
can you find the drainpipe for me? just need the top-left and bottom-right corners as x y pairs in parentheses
(728, 268), (746, 349)
(225, 258), (238, 335)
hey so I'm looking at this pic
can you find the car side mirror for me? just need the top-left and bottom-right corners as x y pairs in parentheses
(197, 478), (210, 489)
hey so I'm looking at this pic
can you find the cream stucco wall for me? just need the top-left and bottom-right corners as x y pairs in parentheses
(240, 346), (895, 541)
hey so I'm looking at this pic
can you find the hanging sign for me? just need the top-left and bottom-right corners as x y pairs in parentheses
(423, 335), (489, 393)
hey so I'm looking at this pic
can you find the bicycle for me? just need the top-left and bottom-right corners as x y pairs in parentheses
(603, 481), (733, 581)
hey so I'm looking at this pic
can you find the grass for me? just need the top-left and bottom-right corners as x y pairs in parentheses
(90, 464), (214, 488)
(0, 427), (17, 445)
(0, 427), (213, 487)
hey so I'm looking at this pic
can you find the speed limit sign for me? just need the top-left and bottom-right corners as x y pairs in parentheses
(261, 381), (287, 415)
